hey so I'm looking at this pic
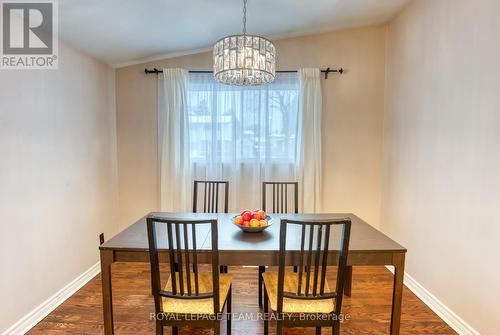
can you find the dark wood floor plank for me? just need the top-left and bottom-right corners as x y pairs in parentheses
(28, 264), (456, 335)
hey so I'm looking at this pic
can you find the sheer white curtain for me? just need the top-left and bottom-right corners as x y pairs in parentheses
(158, 69), (323, 213)
(186, 72), (300, 211)
(158, 68), (192, 211)
(297, 68), (322, 212)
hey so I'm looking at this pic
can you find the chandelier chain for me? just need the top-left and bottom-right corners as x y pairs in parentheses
(243, 0), (247, 35)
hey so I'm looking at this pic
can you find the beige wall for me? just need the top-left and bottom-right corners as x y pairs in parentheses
(0, 42), (118, 332)
(115, 26), (386, 231)
(382, 0), (500, 333)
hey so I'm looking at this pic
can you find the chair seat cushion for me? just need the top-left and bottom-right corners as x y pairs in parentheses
(262, 272), (335, 314)
(162, 273), (232, 315)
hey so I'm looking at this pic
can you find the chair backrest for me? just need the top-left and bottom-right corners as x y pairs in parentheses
(146, 216), (220, 314)
(262, 182), (298, 213)
(277, 218), (351, 316)
(193, 180), (229, 213)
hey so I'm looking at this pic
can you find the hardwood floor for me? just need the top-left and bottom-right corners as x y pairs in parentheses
(28, 264), (457, 334)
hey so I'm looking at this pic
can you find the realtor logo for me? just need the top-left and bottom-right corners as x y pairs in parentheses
(1, 0), (58, 69)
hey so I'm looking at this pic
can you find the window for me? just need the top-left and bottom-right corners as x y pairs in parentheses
(158, 68), (322, 212)
(186, 72), (300, 163)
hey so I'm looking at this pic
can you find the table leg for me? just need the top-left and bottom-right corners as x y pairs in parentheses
(258, 266), (265, 306)
(344, 266), (353, 296)
(390, 252), (405, 335)
(100, 249), (115, 335)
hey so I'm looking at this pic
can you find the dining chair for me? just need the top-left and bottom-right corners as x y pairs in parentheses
(147, 216), (232, 335)
(262, 181), (299, 215)
(258, 181), (299, 306)
(193, 180), (229, 214)
(262, 218), (351, 335)
(193, 180), (229, 273)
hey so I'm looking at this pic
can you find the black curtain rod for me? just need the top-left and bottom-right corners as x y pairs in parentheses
(144, 67), (344, 79)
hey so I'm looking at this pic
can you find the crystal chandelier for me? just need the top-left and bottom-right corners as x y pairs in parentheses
(213, 0), (276, 85)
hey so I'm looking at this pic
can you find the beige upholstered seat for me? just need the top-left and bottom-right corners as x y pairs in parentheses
(162, 273), (233, 314)
(262, 272), (335, 314)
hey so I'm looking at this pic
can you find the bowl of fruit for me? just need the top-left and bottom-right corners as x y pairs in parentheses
(232, 209), (272, 233)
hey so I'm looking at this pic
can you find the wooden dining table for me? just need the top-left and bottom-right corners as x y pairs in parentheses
(99, 212), (407, 335)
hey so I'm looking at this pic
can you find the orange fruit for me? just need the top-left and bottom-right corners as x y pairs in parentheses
(249, 219), (260, 227)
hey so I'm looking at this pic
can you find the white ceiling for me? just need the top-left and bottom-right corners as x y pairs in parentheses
(59, 0), (409, 67)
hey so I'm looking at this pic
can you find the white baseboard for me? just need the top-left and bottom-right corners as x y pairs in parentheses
(385, 266), (480, 335)
(2, 262), (101, 335)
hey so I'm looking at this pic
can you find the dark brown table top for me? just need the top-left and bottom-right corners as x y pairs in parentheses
(100, 213), (406, 254)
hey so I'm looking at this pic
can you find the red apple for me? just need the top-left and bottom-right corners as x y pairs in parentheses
(242, 221), (250, 227)
(252, 211), (261, 220)
(241, 211), (252, 222)
(257, 210), (266, 220)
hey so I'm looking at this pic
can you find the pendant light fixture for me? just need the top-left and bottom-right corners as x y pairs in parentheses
(213, 0), (276, 85)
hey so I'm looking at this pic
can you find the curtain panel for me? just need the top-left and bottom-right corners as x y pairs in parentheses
(158, 68), (192, 211)
(297, 68), (323, 212)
